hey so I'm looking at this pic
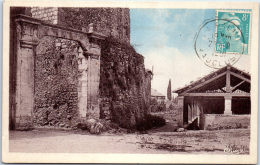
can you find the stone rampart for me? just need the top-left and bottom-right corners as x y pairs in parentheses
(99, 37), (152, 129)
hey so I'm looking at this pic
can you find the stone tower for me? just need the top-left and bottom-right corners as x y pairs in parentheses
(31, 7), (130, 43)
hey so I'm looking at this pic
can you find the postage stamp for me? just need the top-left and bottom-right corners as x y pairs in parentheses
(2, 1), (259, 164)
(194, 9), (252, 69)
(215, 10), (251, 55)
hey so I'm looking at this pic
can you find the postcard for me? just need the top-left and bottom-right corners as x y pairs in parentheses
(2, 0), (259, 164)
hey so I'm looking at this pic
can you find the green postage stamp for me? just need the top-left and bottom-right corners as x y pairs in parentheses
(215, 10), (251, 55)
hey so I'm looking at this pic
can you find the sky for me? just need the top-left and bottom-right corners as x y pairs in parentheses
(130, 9), (250, 96)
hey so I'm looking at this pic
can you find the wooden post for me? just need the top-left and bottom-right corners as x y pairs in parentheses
(226, 66), (231, 93)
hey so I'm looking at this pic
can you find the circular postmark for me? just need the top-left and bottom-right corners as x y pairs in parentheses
(194, 18), (246, 69)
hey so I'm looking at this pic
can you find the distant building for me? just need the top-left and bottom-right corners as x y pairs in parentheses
(151, 89), (165, 103)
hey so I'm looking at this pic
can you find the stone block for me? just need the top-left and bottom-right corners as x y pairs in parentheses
(76, 118), (104, 134)
(53, 20), (58, 24)
(55, 42), (61, 47)
(15, 116), (33, 131)
(203, 114), (250, 130)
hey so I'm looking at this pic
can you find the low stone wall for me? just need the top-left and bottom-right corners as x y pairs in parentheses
(202, 114), (250, 130)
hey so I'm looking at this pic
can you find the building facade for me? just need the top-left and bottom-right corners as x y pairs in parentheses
(173, 65), (251, 130)
(151, 89), (166, 103)
(9, 7), (151, 130)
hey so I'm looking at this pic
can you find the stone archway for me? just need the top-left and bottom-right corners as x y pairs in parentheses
(10, 15), (105, 130)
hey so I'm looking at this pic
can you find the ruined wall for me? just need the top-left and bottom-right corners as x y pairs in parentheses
(99, 37), (151, 129)
(10, 7), (151, 130)
(57, 8), (130, 43)
(34, 36), (80, 128)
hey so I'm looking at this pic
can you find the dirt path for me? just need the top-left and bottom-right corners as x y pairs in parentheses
(9, 128), (250, 154)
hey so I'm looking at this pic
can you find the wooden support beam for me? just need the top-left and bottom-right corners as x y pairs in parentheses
(183, 72), (227, 94)
(220, 88), (226, 93)
(232, 80), (245, 92)
(182, 92), (250, 97)
(226, 69), (231, 93)
(230, 72), (251, 83)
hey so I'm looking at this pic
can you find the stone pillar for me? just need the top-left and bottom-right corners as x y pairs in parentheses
(86, 51), (100, 119)
(85, 31), (105, 119)
(177, 96), (184, 127)
(224, 96), (232, 114)
(77, 47), (88, 118)
(13, 19), (39, 130)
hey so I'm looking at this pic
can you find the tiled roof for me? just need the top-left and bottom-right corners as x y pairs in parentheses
(151, 89), (165, 97)
(173, 65), (250, 94)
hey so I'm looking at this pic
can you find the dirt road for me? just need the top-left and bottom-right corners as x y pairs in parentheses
(9, 128), (250, 154)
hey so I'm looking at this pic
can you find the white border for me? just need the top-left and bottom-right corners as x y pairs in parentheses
(2, 1), (259, 164)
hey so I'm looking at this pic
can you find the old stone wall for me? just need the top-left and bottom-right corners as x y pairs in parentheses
(34, 36), (80, 128)
(30, 7), (130, 43)
(31, 7), (58, 24)
(10, 7), (151, 130)
(57, 8), (130, 43)
(99, 37), (151, 129)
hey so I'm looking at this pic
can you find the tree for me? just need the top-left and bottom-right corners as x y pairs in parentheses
(167, 79), (172, 101)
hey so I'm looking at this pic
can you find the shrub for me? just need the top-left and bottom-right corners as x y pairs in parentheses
(168, 104), (174, 110)
(151, 101), (166, 112)
(136, 114), (166, 131)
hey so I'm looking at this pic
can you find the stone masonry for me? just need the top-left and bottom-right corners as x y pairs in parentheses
(9, 7), (151, 130)
(99, 37), (152, 128)
(31, 7), (58, 24)
(31, 7), (130, 43)
(34, 37), (80, 128)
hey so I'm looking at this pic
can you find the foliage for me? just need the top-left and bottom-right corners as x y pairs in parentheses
(167, 79), (172, 101)
(151, 100), (166, 112)
(99, 36), (150, 129)
(168, 103), (174, 110)
(136, 114), (166, 131)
